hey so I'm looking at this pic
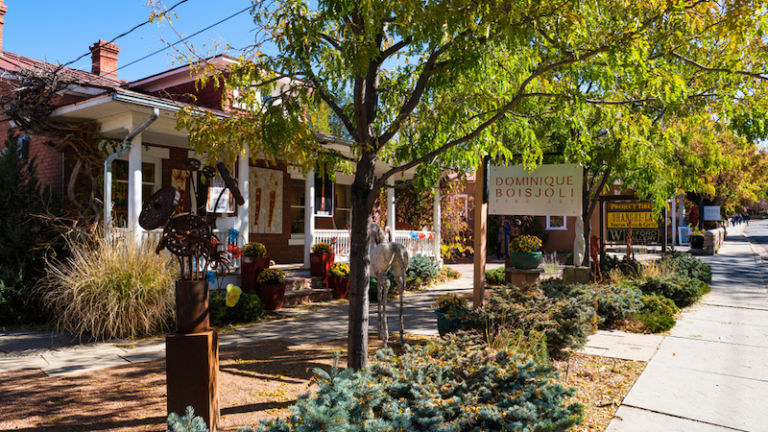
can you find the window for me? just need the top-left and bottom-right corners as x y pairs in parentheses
(289, 178), (305, 234)
(546, 216), (567, 230)
(334, 184), (352, 229)
(315, 174), (334, 216)
(112, 159), (159, 227)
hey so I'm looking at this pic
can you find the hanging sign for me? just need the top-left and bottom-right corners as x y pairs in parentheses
(703, 206), (721, 221)
(488, 164), (582, 216)
(606, 201), (660, 244)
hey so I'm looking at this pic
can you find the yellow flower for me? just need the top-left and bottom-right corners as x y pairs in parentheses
(226, 284), (242, 307)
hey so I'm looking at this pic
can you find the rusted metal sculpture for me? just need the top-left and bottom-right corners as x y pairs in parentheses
(141, 159), (244, 281)
(138, 158), (244, 432)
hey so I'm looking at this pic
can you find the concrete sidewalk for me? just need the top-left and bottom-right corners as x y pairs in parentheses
(0, 263), (497, 376)
(607, 223), (768, 432)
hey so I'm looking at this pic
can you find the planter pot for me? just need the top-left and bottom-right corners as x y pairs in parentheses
(241, 256), (270, 294)
(309, 252), (335, 282)
(508, 251), (543, 270)
(328, 277), (350, 299)
(175, 279), (210, 334)
(434, 311), (461, 337)
(690, 235), (705, 249)
(257, 283), (286, 311)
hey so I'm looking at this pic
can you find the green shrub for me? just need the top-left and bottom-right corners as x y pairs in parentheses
(210, 291), (265, 326)
(661, 252), (712, 283)
(40, 234), (176, 340)
(600, 253), (641, 276)
(458, 285), (596, 357)
(0, 131), (62, 325)
(636, 294), (678, 332)
(247, 333), (583, 432)
(540, 281), (643, 327)
(407, 254), (439, 280)
(639, 274), (707, 307)
(485, 266), (505, 285)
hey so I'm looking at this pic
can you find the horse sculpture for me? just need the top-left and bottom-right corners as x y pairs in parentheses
(369, 223), (409, 347)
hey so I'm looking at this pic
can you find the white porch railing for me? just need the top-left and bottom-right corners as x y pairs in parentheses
(111, 227), (240, 273)
(314, 229), (438, 261)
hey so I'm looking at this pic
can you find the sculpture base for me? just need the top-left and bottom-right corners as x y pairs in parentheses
(562, 266), (592, 284)
(166, 330), (219, 431)
(505, 267), (544, 286)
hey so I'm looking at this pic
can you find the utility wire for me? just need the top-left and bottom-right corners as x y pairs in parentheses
(75, 3), (253, 86)
(61, 0), (193, 69)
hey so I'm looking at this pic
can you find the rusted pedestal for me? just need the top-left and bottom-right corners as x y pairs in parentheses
(166, 331), (219, 430)
(167, 279), (219, 431)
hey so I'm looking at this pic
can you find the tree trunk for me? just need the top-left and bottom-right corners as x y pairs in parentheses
(347, 156), (376, 369)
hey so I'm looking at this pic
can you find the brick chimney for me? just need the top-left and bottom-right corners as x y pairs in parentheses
(0, 0), (8, 55)
(89, 40), (120, 77)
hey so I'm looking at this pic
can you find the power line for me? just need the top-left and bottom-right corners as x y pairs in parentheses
(117, 4), (253, 74)
(76, 3), (253, 86)
(61, 0), (193, 69)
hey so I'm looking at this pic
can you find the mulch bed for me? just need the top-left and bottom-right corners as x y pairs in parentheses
(0, 338), (644, 432)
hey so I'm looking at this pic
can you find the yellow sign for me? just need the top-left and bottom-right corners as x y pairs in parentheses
(606, 201), (658, 229)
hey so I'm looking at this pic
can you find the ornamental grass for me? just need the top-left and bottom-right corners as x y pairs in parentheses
(39, 232), (177, 340)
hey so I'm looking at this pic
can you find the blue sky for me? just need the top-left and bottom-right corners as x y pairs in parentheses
(3, 0), (257, 81)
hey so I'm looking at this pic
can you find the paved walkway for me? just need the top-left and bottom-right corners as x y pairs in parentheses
(607, 221), (768, 432)
(0, 263), (501, 376)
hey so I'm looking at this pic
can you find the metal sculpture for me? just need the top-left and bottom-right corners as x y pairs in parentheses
(369, 223), (409, 347)
(139, 159), (245, 280)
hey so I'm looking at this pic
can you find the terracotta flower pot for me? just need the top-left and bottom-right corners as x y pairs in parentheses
(241, 256), (270, 293)
(257, 283), (286, 311)
(508, 251), (543, 270)
(309, 252), (335, 283)
(175, 279), (210, 334)
(328, 277), (350, 299)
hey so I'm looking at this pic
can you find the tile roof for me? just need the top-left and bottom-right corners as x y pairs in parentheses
(0, 51), (126, 89)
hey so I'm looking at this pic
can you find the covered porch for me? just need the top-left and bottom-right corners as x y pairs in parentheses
(51, 89), (443, 272)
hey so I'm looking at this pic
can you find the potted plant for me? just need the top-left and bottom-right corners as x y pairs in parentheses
(432, 294), (468, 336)
(256, 268), (286, 311)
(689, 227), (706, 249)
(508, 234), (543, 269)
(241, 242), (268, 294)
(310, 242), (335, 282)
(328, 262), (351, 299)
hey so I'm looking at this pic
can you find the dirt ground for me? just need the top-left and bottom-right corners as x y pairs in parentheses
(0, 339), (644, 432)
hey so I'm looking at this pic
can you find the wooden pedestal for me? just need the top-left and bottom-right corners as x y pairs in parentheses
(166, 331), (219, 431)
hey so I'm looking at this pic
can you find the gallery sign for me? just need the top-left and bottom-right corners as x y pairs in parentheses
(488, 163), (582, 216)
(606, 201), (660, 244)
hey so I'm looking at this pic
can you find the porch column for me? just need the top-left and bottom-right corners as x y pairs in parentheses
(236, 148), (250, 245)
(127, 133), (143, 244)
(433, 186), (442, 263)
(386, 179), (396, 232)
(678, 195), (685, 228)
(303, 170), (315, 268)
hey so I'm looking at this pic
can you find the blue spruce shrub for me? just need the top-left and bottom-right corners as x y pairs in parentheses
(246, 333), (583, 432)
(407, 254), (440, 280)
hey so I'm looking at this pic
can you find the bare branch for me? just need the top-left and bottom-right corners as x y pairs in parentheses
(670, 51), (768, 81)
